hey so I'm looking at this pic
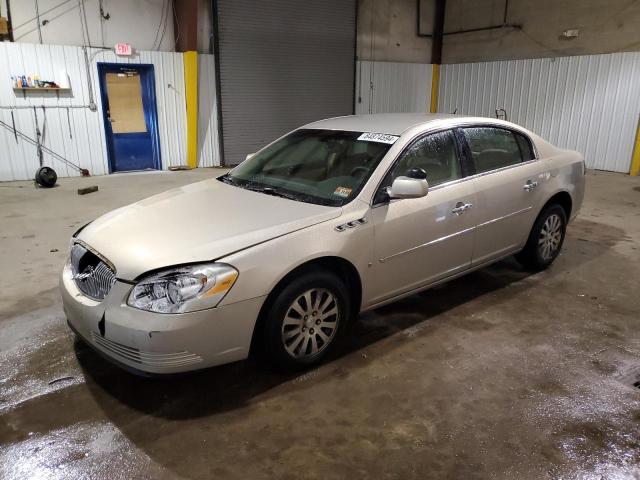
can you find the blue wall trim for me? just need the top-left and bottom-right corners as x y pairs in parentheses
(97, 63), (162, 173)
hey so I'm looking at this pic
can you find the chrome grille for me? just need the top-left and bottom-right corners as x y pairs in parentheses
(70, 243), (116, 300)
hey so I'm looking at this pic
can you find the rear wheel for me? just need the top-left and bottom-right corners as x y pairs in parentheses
(264, 270), (350, 371)
(516, 204), (567, 271)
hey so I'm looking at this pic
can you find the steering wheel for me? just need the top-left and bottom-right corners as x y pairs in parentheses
(350, 166), (370, 179)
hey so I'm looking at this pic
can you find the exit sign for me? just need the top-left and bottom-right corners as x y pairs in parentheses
(115, 43), (133, 56)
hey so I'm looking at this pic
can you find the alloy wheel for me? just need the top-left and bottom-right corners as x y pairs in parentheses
(538, 213), (563, 260)
(281, 288), (340, 359)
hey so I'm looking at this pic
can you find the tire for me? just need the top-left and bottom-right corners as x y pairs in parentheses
(263, 269), (351, 371)
(516, 204), (567, 271)
(35, 166), (57, 188)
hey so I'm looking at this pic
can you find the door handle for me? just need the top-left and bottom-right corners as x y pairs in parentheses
(523, 180), (538, 191)
(452, 202), (473, 215)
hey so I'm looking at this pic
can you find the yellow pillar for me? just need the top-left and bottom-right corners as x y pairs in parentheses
(184, 51), (198, 169)
(631, 118), (640, 176)
(430, 64), (440, 113)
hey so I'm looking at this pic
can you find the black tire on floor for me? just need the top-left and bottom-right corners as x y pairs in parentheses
(264, 269), (351, 371)
(516, 203), (567, 271)
(35, 166), (57, 188)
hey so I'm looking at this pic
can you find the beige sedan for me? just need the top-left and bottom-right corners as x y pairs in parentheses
(61, 113), (585, 374)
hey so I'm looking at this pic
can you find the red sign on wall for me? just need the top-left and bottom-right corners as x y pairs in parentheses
(115, 43), (133, 56)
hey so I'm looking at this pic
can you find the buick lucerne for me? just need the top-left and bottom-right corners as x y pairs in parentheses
(61, 113), (585, 374)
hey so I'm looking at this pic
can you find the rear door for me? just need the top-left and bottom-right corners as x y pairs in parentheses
(460, 126), (544, 265)
(369, 129), (477, 304)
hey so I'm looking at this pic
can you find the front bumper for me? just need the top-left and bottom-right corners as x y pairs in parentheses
(60, 263), (265, 374)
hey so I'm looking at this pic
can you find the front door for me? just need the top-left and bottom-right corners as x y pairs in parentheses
(98, 63), (161, 172)
(369, 129), (477, 305)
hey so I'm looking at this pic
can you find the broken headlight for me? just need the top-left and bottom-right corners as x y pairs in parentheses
(127, 263), (238, 314)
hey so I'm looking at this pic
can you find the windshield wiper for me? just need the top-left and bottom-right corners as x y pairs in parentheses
(220, 175), (306, 202)
(218, 173), (239, 185)
(250, 186), (299, 201)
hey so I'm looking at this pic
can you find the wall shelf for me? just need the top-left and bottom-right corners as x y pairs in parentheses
(13, 87), (71, 98)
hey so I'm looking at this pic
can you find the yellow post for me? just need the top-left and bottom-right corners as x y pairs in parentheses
(630, 116), (640, 176)
(430, 64), (440, 113)
(184, 51), (198, 169)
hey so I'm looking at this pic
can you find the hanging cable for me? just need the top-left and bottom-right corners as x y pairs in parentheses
(35, 0), (43, 43)
(79, 0), (91, 47)
(368, 0), (376, 114)
(77, 0), (87, 45)
(15, 3), (80, 41)
(172, 0), (181, 50)
(12, 0), (73, 31)
(0, 118), (89, 175)
(98, 0), (110, 46)
(156, 3), (170, 51)
(151, 0), (168, 50)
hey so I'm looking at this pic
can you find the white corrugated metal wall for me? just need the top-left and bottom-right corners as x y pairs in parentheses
(0, 42), (199, 181)
(355, 61), (433, 114)
(197, 54), (221, 167)
(439, 52), (640, 173)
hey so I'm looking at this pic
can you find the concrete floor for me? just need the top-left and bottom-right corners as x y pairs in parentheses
(1, 169), (639, 479)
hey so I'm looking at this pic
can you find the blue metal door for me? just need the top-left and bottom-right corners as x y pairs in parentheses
(98, 63), (161, 172)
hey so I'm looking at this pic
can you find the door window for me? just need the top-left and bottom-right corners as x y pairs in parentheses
(386, 129), (461, 188)
(105, 73), (147, 133)
(462, 127), (533, 174)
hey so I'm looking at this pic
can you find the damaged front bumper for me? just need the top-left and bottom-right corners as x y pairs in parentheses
(60, 263), (265, 374)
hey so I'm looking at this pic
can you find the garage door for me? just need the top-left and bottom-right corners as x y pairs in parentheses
(215, 0), (356, 165)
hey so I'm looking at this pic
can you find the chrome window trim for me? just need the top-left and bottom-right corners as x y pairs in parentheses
(453, 121), (539, 160)
(368, 122), (540, 207)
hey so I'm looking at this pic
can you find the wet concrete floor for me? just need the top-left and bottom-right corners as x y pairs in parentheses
(1, 169), (639, 479)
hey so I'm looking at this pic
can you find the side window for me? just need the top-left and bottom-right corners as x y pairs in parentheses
(389, 130), (461, 188)
(514, 132), (535, 160)
(462, 127), (524, 174)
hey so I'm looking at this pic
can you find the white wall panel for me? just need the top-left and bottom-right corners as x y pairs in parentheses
(0, 42), (193, 181)
(355, 61), (433, 115)
(439, 53), (640, 173)
(197, 54), (221, 167)
(10, 0), (175, 51)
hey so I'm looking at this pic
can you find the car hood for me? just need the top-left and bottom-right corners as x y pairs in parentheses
(77, 178), (342, 280)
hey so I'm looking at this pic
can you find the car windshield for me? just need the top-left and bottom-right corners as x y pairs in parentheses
(220, 129), (395, 206)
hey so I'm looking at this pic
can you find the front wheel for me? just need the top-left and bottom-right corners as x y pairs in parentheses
(263, 270), (350, 371)
(516, 204), (567, 271)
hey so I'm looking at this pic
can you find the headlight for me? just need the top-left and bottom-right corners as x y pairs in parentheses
(127, 263), (238, 314)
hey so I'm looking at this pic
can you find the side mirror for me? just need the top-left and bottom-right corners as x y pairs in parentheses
(387, 168), (429, 199)
(245, 153), (256, 161)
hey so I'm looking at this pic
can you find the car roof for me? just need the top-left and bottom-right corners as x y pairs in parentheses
(301, 113), (461, 136)
(301, 113), (523, 136)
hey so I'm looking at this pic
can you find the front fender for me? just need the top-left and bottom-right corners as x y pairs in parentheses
(217, 208), (373, 307)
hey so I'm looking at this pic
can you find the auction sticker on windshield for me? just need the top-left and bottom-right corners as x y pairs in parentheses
(357, 132), (399, 144)
(333, 186), (352, 198)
